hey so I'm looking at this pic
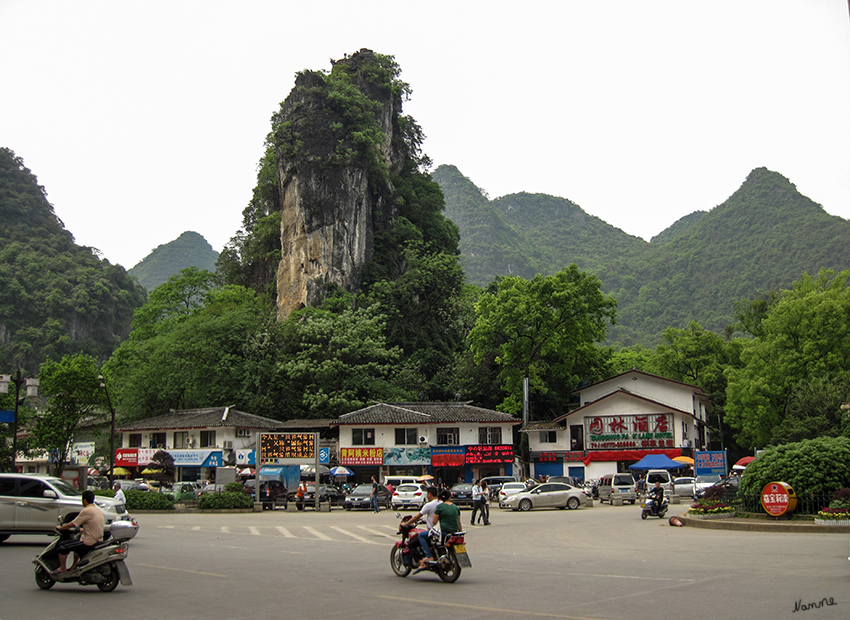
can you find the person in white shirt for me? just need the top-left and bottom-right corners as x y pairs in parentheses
(402, 486), (441, 570)
(471, 479), (485, 525)
(112, 482), (126, 506)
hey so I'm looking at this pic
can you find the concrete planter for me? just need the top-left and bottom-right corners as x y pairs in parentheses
(687, 511), (737, 519)
(813, 518), (850, 526)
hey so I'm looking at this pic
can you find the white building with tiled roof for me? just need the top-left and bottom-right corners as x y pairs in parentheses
(524, 370), (710, 481)
(332, 402), (521, 486)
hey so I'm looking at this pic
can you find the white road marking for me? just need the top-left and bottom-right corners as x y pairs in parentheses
(357, 525), (395, 539)
(330, 526), (381, 544)
(220, 526), (231, 534)
(249, 526), (261, 536)
(275, 526), (295, 538)
(303, 526), (333, 541)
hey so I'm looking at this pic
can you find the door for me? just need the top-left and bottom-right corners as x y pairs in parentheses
(0, 477), (17, 529)
(533, 484), (558, 508)
(15, 478), (60, 529)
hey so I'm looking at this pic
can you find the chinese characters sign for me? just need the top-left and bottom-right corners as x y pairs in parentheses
(695, 451), (727, 476)
(586, 414), (674, 449)
(260, 433), (316, 464)
(465, 445), (514, 465)
(340, 447), (383, 465)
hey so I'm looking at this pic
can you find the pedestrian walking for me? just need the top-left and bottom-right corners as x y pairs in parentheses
(370, 476), (380, 513)
(470, 479), (485, 525)
(477, 480), (490, 525)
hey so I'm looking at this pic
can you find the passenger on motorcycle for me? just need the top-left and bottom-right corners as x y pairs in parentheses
(54, 490), (104, 574)
(434, 489), (461, 539)
(402, 486), (441, 570)
(649, 482), (664, 514)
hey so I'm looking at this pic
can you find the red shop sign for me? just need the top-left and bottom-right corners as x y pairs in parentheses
(760, 481), (797, 517)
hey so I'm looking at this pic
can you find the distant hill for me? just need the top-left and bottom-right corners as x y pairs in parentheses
(0, 147), (146, 372)
(128, 231), (218, 291)
(434, 165), (850, 346)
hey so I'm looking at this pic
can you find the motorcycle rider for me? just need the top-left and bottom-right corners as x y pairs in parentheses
(649, 481), (665, 515)
(402, 486), (441, 570)
(53, 490), (104, 574)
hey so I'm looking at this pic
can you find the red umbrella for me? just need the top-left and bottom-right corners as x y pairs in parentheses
(734, 456), (756, 468)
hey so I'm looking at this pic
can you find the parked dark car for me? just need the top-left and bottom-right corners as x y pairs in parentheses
(695, 475), (740, 501)
(287, 484), (346, 507)
(480, 476), (518, 500)
(344, 483), (392, 510)
(450, 483), (475, 508)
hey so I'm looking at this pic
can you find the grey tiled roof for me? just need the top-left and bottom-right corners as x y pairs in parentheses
(117, 407), (282, 431)
(333, 402), (520, 425)
(275, 419), (336, 429)
(520, 421), (566, 432)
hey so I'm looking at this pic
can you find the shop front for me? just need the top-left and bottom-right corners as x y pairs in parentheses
(383, 447), (430, 478)
(340, 447), (383, 485)
(114, 448), (223, 482)
(465, 444), (514, 481)
(430, 447), (465, 486)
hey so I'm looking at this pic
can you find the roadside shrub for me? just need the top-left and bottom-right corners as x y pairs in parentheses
(93, 490), (113, 498)
(739, 436), (850, 498)
(198, 491), (254, 510)
(829, 487), (850, 510)
(125, 489), (175, 511)
(225, 482), (249, 494)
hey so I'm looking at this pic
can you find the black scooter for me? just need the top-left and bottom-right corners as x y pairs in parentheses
(33, 514), (138, 592)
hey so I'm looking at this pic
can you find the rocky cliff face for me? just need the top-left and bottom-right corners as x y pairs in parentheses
(274, 50), (405, 319)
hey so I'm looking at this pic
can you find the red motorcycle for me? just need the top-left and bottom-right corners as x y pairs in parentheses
(389, 515), (471, 583)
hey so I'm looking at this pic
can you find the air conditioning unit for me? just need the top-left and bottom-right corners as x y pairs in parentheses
(223, 440), (233, 449)
(236, 429), (251, 437)
(418, 436), (428, 444)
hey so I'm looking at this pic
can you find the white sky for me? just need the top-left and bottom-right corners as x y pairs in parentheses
(1, 1), (848, 269)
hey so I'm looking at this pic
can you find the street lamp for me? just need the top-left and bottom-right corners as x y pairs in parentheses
(0, 370), (39, 473)
(98, 375), (117, 485)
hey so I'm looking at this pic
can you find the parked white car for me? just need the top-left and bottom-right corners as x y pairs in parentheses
(498, 482), (530, 508)
(391, 483), (429, 510)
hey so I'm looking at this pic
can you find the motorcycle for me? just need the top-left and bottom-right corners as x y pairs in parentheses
(640, 494), (669, 519)
(389, 514), (471, 583)
(32, 514), (138, 591)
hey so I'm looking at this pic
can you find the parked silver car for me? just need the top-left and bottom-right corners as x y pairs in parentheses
(501, 482), (588, 511)
(0, 473), (130, 542)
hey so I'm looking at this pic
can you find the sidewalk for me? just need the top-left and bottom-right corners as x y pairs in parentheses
(678, 511), (850, 533)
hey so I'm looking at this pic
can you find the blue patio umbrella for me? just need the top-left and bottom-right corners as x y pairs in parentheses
(628, 454), (687, 471)
(329, 466), (354, 476)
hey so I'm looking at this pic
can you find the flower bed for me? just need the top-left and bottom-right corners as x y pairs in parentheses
(814, 507), (850, 525)
(688, 500), (736, 517)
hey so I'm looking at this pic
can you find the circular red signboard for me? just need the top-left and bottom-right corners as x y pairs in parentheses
(760, 482), (797, 516)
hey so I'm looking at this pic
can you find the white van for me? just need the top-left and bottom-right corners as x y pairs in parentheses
(646, 469), (673, 494)
(598, 473), (636, 504)
(383, 476), (419, 489)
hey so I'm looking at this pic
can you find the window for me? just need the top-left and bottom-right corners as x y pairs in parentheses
(129, 434), (142, 448)
(352, 428), (375, 446)
(173, 432), (189, 449)
(539, 430), (557, 443)
(150, 433), (166, 449)
(19, 479), (46, 498)
(200, 430), (216, 448)
(436, 427), (460, 445)
(479, 426), (502, 445)
(570, 425), (584, 451)
(395, 428), (418, 445)
(0, 478), (16, 496)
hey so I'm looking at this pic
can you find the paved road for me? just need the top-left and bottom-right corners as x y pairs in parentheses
(0, 502), (846, 620)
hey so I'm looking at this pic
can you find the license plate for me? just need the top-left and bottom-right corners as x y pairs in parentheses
(401, 499), (410, 503)
(454, 544), (466, 553)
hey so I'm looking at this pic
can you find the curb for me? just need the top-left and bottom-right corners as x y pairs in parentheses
(678, 512), (850, 533)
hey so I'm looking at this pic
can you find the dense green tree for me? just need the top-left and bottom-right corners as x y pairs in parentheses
(725, 270), (850, 447)
(27, 354), (105, 477)
(468, 265), (616, 415)
(281, 304), (408, 417)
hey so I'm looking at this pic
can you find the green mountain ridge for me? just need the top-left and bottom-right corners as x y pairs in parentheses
(128, 231), (219, 291)
(0, 147), (147, 372)
(434, 164), (850, 346)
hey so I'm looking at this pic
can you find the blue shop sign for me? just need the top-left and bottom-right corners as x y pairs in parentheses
(695, 450), (727, 476)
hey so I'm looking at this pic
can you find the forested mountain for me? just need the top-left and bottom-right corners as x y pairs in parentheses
(0, 148), (147, 373)
(435, 165), (850, 346)
(128, 231), (218, 291)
